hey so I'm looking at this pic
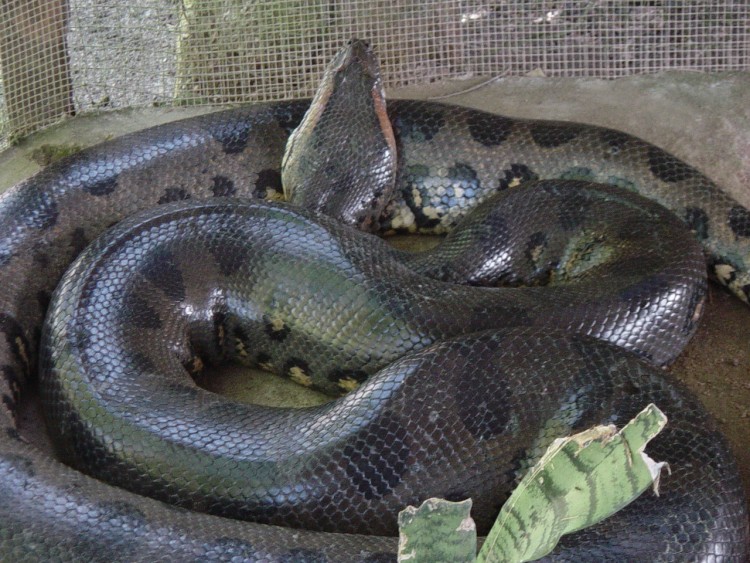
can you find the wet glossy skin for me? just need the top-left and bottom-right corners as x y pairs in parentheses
(0, 41), (748, 561)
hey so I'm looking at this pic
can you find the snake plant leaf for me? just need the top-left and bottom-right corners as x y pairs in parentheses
(477, 403), (668, 563)
(397, 498), (477, 563)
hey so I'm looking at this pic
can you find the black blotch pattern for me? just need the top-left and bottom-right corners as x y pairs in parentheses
(728, 205), (750, 238)
(0, 315), (30, 370)
(212, 122), (251, 154)
(211, 175), (236, 197)
(121, 293), (163, 329)
(254, 168), (282, 199)
(647, 146), (696, 183)
(128, 351), (158, 375)
(327, 368), (369, 385)
(36, 290), (51, 312)
(24, 191), (58, 230)
(525, 231), (549, 265)
(85, 176), (118, 196)
(557, 192), (591, 231)
(342, 410), (410, 499)
(273, 102), (307, 134)
(391, 104), (445, 142)
(497, 163), (538, 191)
(402, 166), (441, 229)
(467, 112), (514, 146)
(141, 248), (186, 302)
(158, 188), (191, 204)
(685, 207), (710, 240)
(455, 374), (511, 441)
(69, 227), (89, 256)
(256, 351), (272, 366)
(600, 129), (632, 156)
(530, 123), (581, 148)
(742, 284), (750, 303)
(32, 249), (50, 267)
(447, 163), (480, 193)
(263, 314), (291, 342)
(209, 240), (250, 276)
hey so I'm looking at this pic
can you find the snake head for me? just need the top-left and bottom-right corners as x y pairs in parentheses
(282, 39), (397, 232)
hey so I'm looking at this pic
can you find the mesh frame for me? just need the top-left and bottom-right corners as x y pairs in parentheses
(0, 0), (748, 148)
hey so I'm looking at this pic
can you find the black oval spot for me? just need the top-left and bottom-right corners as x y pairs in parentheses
(467, 112), (514, 147)
(391, 103), (445, 142)
(121, 294), (163, 329)
(529, 123), (581, 148)
(209, 239), (250, 276)
(600, 129), (632, 156)
(647, 146), (696, 183)
(211, 175), (236, 197)
(158, 187), (191, 204)
(85, 176), (118, 196)
(69, 227), (89, 256)
(212, 122), (251, 154)
(36, 291), (51, 312)
(254, 168), (282, 199)
(498, 163), (537, 191)
(728, 205), (750, 238)
(0, 315), (30, 371)
(273, 101), (307, 134)
(684, 207), (710, 240)
(141, 248), (186, 302)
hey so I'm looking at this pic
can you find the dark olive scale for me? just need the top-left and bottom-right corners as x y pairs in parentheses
(0, 67), (746, 561)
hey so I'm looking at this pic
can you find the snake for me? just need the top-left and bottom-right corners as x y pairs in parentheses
(0, 39), (748, 561)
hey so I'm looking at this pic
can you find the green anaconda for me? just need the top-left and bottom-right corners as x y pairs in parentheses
(0, 40), (748, 561)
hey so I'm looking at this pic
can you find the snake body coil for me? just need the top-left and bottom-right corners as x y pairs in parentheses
(0, 41), (748, 561)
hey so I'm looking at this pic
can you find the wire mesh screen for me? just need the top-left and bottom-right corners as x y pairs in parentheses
(1, 0), (748, 148)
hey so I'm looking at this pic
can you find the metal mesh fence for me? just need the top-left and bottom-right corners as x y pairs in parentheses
(1, 0), (748, 148)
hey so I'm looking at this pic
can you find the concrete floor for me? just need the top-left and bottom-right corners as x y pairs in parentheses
(4, 72), (750, 516)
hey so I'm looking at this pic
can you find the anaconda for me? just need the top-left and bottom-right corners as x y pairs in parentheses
(0, 40), (748, 561)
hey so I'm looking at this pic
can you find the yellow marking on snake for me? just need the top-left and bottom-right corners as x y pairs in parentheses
(337, 377), (361, 392)
(15, 337), (29, 369)
(235, 337), (248, 358)
(269, 317), (286, 332)
(289, 366), (313, 387)
(190, 357), (204, 374)
(715, 263), (736, 284)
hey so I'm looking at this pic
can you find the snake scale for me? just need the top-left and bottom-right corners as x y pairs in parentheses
(0, 40), (748, 561)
